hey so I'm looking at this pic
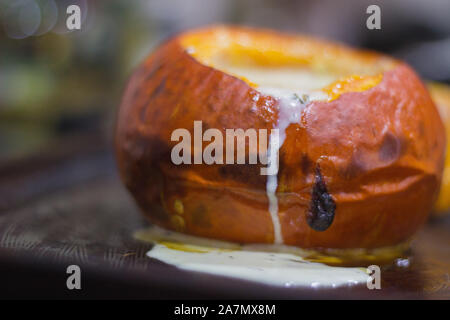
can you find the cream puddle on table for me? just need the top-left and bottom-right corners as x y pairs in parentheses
(135, 225), (370, 288)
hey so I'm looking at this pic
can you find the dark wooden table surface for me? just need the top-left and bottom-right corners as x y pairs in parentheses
(0, 134), (449, 299)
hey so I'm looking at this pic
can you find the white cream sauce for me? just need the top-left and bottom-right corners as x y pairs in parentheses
(136, 225), (369, 288)
(258, 87), (328, 244)
(211, 64), (335, 245)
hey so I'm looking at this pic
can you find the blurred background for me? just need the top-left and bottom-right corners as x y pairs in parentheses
(0, 0), (449, 164)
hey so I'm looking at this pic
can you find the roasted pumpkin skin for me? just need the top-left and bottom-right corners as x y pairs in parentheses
(115, 26), (445, 249)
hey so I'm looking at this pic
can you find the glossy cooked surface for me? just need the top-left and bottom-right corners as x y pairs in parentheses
(115, 26), (446, 249)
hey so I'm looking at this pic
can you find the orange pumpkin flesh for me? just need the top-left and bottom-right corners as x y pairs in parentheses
(115, 26), (445, 249)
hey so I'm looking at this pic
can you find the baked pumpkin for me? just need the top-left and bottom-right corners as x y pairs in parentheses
(115, 26), (445, 249)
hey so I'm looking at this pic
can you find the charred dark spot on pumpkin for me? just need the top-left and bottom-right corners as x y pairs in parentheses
(300, 153), (312, 175)
(132, 61), (165, 103)
(218, 164), (265, 188)
(139, 76), (167, 121)
(144, 61), (164, 82)
(150, 76), (167, 100)
(306, 165), (336, 231)
(379, 132), (402, 162)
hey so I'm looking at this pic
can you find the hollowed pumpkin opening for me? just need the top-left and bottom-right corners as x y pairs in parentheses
(180, 26), (393, 101)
